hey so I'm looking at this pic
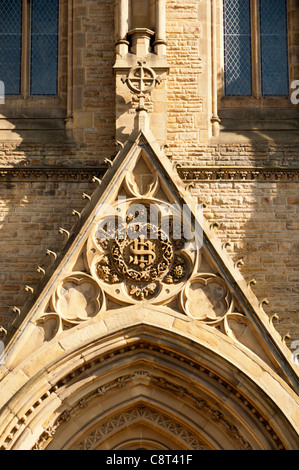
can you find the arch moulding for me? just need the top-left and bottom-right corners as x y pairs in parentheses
(0, 305), (298, 451)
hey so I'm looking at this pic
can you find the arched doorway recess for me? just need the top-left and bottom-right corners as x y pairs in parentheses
(1, 309), (298, 450)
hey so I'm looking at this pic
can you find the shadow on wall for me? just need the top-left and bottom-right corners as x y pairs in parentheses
(0, 61), (299, 352)
(200, 68), (299, 343)
(0, 0), (119, 333)
(0, 107), (118, 330)
(0, 140), (107, 333)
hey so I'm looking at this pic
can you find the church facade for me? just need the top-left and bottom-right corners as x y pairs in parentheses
(0, 0), (298, 450)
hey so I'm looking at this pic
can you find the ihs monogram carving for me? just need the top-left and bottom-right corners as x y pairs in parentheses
(96, 218), (188, 301)
(129, 235), (157, 270)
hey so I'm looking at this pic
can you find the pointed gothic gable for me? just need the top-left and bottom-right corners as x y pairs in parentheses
(1, 128), (298, 390)
(0, 128), (299, 450)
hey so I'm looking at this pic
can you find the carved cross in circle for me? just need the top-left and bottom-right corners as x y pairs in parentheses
(122, 60), (162, 111)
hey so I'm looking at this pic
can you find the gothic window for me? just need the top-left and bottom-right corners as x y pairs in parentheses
(223, 0), (289, 97)
(0, 0), (59, 97)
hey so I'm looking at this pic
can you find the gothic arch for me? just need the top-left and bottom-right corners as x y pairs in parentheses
(0, 306), (298, 450)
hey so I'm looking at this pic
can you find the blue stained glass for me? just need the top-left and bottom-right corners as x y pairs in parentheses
(0, 0), (22, 95)
(223, 0), (252, 96)
(260, 0), (289, 96)
(30, 0), (59, 96)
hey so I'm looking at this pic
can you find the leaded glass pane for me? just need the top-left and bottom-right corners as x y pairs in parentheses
(260, 0), (289, 96)
(0, 0), (22, 95)
(30, 0), (59, 96)
(223, 0), (252, 96)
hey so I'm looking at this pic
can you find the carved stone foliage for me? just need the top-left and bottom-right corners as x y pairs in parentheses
(176, 166), (299, 182)
(75, 405), (208, 450)
(30, 365), (253, 450)
(0, 165), (297, 182)
(36, 186), (251, 348)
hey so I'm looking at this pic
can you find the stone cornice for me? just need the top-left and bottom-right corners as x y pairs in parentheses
(0, 166), (107, 182)
(0, 166), (298, 182)
(176, 166), (299, 182)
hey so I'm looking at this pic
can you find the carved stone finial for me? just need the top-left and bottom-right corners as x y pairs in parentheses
(0, 326), (7, 337)
(223, 241), (231, 250)
(122, 60), (162, 100)
(270, 314), (280, 325)
(259, 299), (269, 312)
(115, 140), (124, 149)
(185, 182), (195, 191)
(283, 332), (291, 344)
(235, 258), (244, 268)
(104, 158), (113, 167)
(12, 307), (21, 316)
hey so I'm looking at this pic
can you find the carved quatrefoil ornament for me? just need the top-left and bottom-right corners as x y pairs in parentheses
(37, 274), (104, 341)
(180, 274), (231, 322)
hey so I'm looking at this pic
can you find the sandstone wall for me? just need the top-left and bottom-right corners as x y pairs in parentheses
(0, 0), (298, 345)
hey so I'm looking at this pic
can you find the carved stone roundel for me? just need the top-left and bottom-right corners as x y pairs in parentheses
(95, 215), (190, 302)
(124, 61), (159, 95)
(111, 223), (174, 283)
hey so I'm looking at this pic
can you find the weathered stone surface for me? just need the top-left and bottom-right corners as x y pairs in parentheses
(0, 0), (298, 452)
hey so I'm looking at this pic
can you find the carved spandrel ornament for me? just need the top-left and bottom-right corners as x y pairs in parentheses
(33, 121), (252, 352)
(37, 273), (105, 341)
(82, 188), (253, 349)
(36, 161), (252, 347)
